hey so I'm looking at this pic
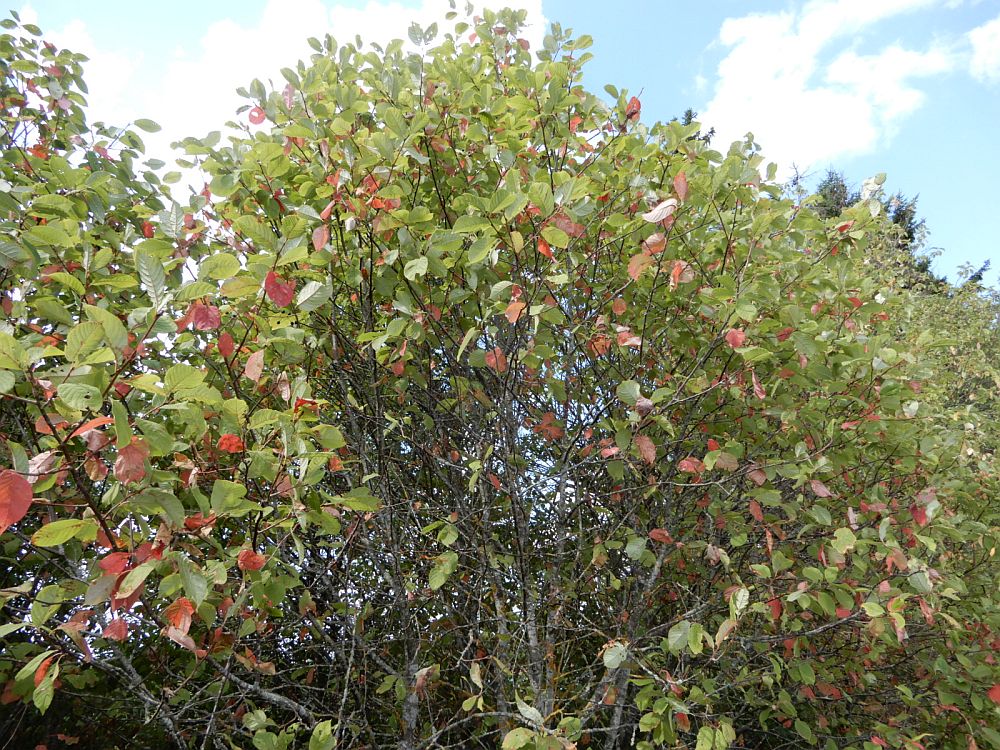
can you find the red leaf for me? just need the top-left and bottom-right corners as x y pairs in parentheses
(748, 468), (767, 486)
(238, 549), (266, 571)
(244, 349), (265, 383)
(192, 304), (221, 331)
(752, 369), (766, 400)
(768, 597), (782, 621)
(69, 416), (114, 439)
(217, 434), (244, 453)
(504, 301), (526, 324)
(141, 221), (155, 239)
(674, 170), (688, 202)
(625, 96), (641, 121)
(248, 106), (266, 125)
(0, 470), (33, 535)
(484, 347), (508, 373)
(218, 331), (235, 360)
(628, 252), (653, 281)
(725, 329), (746, 349)
(99, 552), (132, 575)
(312, 224), (330, 252)
(988, 683), (1000, 705)
(635, 435), (657, 465)
(748, 499), (764, 522)
(707, 439), (720, 451)
(612, 298), (627, 316)
(837, 220), (855, 233)
(678, 457), (704, 474)
(102, 618), (129, 642)
(537, 238), (552, 259)
(910, 504), (928, 527)
(649, 528), (672, 544)
(114, 438), (149, 485)
(264, 271), (296, 307)
(809, 479), (835, 498)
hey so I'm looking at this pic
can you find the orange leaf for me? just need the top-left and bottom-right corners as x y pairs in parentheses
(674, 170), (688, 202)
(0, 470), (33, 536)
(102, 618), (129, 642)
(748, 499), (764, 522)
(504, 301), (526, 324)
(238, 549), (266, 572)
(649, 528), (672, 544)
(627, 252), (653, 281)
(69, 416), (114, 438)
(988, 683), (1000, 705)
(484, 347), (508, 373)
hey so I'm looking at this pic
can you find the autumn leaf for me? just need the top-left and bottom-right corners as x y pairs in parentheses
(537, 237), (552, 259)
(641, 198), (678, 223)
(669, 260), (694, 290)
(102, 618), (129, 642)
(264, 271), (296, 307)
(218, 331), (235, 360)
(68, 416), (114, 439)
(910, 504), (928, 527)
(627, 252), (653, 281)
(625, 96), (641, 121)
(649, 528), (672, 544)
(678, 457), (704, 474)
(217, 434), (244, 453)
(192, 303), (221, 331)
(674, 170), (688, 202)
(634, 435), (656, 465)
(809, 479), (835, 498)
(751, 369), (766, 400)
(244, 349), (265, 383)
(748, 499), (764, 522)
(484, 347), (508, 373)
(312, 223), (330, 252)
(114, 439), (149, 485)
(725, 329), (746, 349)
(164, 597), (195, 633)
(504, 301), (526, 324)
(988, 683), (1000, 705)
(641, 232), (666, 255)
(238, 549), (266, 571)
(248, 106), (266, 125)
(0, 470), (33, 536)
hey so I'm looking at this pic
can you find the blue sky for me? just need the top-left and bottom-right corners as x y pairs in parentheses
(16, 0), (1000, 283)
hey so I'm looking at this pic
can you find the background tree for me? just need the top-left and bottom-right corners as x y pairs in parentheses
(1, 8), (998, 750)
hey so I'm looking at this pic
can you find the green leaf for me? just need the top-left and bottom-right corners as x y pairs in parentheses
(31, 518), (96, 547)
(134, 118), (162, 132)
(403, 256), (428, 280)
(136, 249), (167, 308)
(200, 253), (241, 280)
(502, 728), (536, 750)
(428, 550), (458, 590)
(667, 620), (690, 653)
(696, 726), (715, 750)
(117, 562), (155, 599)
(57, 383), (102, 411)
(831, 527), (857, 554)
(296, 279), (331, 311)
(309, 721), (335, 750)
(616, 380), (641, 405)
(602, 641), (628, 669)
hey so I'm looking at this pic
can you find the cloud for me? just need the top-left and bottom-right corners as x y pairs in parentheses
(699, 0), (954, 175)
(18, 0), (546, 185)
(968, 13), (1000, 83)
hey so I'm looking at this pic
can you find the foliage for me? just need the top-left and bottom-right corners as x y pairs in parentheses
(1, 8), (998, 750)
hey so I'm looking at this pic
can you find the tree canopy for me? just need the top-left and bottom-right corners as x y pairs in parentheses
(1, 8), (998, 750)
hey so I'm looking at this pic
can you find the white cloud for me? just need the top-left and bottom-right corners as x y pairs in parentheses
(968, 13), (1000, 83)
(699, 0), (954, 176)
(18, 0), (546, 187)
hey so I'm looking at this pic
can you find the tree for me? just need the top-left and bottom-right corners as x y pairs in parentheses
(1, 8), (998, 750)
